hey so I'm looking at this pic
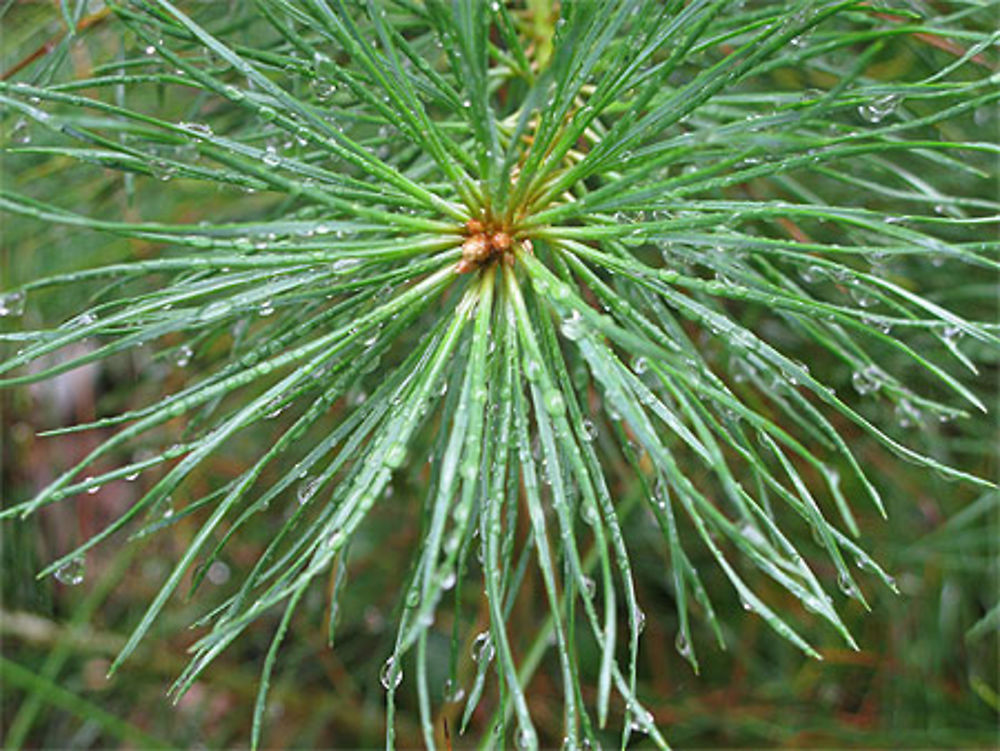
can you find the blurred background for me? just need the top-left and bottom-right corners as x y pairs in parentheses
(2, 1), (997, 748)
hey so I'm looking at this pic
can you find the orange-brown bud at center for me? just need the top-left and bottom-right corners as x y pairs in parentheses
(460, 234), (491, 264)
(455, 219), (518, 273)
(490, 231), (511, 252)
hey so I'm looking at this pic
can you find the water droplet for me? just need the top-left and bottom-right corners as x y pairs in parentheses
(941, 324), (962, 344)
(384, 442), (407, 469)
(560, 310), (584, 340)
(858, 94), (900, 124)
(330, 258), (361, 274)
(379, 655), (402, 690)
(543, 389), (566, 416)
(580, 576), (596, 599)
(174, 345), (193, 367)
(579, 500), (599, 526)
(0, 291), (25, 317)
(837, 572), (859, 599)
(524, 358), (541, 382)
(54, 555), (85, 585)
(443, 678), (465, 703)
(580, 418), (597, 442)
(515, 727), (535, 750)
(894, 398), (922, 429)
(222, 84), (245, 101)
(631, 356), (648, 374)
(851, 364), (884, 396)
(207, 561), (230, 585)
(634, 607), (646, 634)
(179, 121), (213, 137)
(85, 476), (101, 494)
(472, 630), (494, 663)
(675, 631), (691, 658)
(440, 570), (457, 590)
(259, 300), (274, 317)
(198, 301), (232, 321)
(628, 706), (654, 735)
(144, 45), (156, 56)
(849, 281), (876, 308)
(297, 476), (319, 505)
(66, 311), (97, 328)
(262, 144), (281, 167)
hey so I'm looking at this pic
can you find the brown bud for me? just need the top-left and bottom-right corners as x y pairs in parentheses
(461, 234), (491, 264)
(490, 231), (511, 252)
(466, 218), (485, 235)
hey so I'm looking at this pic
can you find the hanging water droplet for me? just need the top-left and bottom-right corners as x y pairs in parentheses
(580, 418), (597, 442)
(379, 655), (403, 690)
(631, 356), (648, 374)
(442, 678), (465, 704)
(85, 476), (101, 495)
(297, 476), (319, 505)
(628, 706), (654, 735)
(66, 311), (98, 328)
(675, 631), (691, 658)
(262, 144), (281, 167)
(580, 576), (596, 599)
(515, 726), (535, 750)
(330, 258), (361, 274)
(524, 358), (541, 382)
(941, 324), (962, 344)
(440, 569), (457, 590)
(179, 121), (214, 137)
(837, 572), (859, 599)
(207, 561), (230, 585)
(174, 345), (193, 367)
(471, 631), (495, 663)
(858, 94), (900, 124)
(851, 364), (884, 396)
(384, 442), (407, 469)
(259, 300), (274, 317)
(849, 281), (876, 308)
(560, 310), (584, 340)
(634, 607), (646, 634)
(198, 300), (231, 321)
(0, 291), (25, 317)
(54, 555), (85, 585)
(543, 389), (566, 416)
(894, 398), (922, 429)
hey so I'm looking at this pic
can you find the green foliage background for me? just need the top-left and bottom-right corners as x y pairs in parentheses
(1, 0), (997, 748)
